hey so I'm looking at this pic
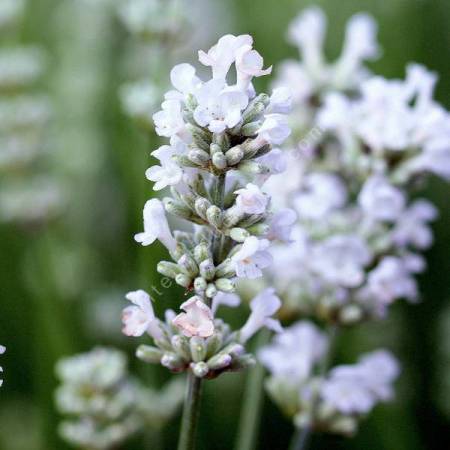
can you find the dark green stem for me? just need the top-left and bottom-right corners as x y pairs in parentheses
(234, 329), (271, 450)
(177, 372), (203, 450)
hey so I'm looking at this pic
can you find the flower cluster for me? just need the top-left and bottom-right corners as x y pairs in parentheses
(55, 347), (184, 450)
(122, 35), (292, 378)
(124, 288), (282, 378)
(274, 6), (379, 135)
(266, 7), (450, 325)
(260, 322), (400, 436)
(0, 345), (5, 387)
(0, 1), (62, 225)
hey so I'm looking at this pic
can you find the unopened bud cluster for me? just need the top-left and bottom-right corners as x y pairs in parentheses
(55, 347), (184, 450)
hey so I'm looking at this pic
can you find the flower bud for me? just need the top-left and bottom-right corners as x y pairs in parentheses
(215, 278), (235, 293)
(188, 148), (210, 166)
(242, 121), (263, 137)
(194, 197), (210, 219)
(178, 254), (199, 277)
(194, 276), (207, 292)
(199, 259), (215, 280)
(175, 273), (192, 288)
(221, 343), (245, 358)
(215, 259), (235, 278)
(206, 205), (222, 228)
(172, 154), (200, 168)
(186, 123), (211, 151)
(207, 353), (232, 370)
(230, 354), (255, 370)
(237, 160), (270, 174)
(161, 353), (186, 371)
(242, 101), (266, 124)
(238, 214), (264, 228)
(190, 336), (207, 362)
(171, 335), (191, 360)
(182, 108), (196, 125)
(178, 192), (196, 210)
(225, 146), (244, 166)
(191, 361), (209, 378)
(212, 152), (227, 170)
(185, 93), (198, 111)
(205, 283), (218, 299)
(212, 131), (230, 152)
(154, 336), (173, 352)
(223, 206), (244, 228)
(157, 261), (181, 278)
(229, 227), (250, 242)
(190, 174), (208, 197)
(209, 143), (223, 155)
(170, 244), (185, 261)
(164, 199), (193, 220)
(247, 222), (270, 236)
(241, 137), (267, 158)
(193, 242), (210, 263)
(206, 333), (223, 358)
(254, 144), (272, 158)
(136, 345), (163, 364)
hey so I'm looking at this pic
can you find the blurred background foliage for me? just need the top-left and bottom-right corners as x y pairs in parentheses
(0, 0), (449, 449)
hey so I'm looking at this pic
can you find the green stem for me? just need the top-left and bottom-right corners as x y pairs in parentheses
(177, 372), (203, 450)
(288, 325), (338, 450)
(234, 329), (271, 450)
(288, 426), (311, 450)
(211, 173), (226, 264)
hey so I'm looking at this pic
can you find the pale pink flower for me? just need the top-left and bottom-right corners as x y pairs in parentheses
(173, 297), (215, 338)
(122, 290), (162, 339)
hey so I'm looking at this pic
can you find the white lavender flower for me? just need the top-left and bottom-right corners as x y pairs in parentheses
(260, 321), (400, 436)
(259, 321), (327, 380)
(123, 34), (290, 379)
(266, 7), (449, 324)
(321, 350), (400, 414)
(274, 6), (379, 128)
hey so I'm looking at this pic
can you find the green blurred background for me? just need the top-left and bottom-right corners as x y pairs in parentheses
(1, 0), (449, 449)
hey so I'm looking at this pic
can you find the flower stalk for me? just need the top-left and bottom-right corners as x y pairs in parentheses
(178, 372), (203, 450)
(234, 329), (271, 450)
(121, 33), (292, 450)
